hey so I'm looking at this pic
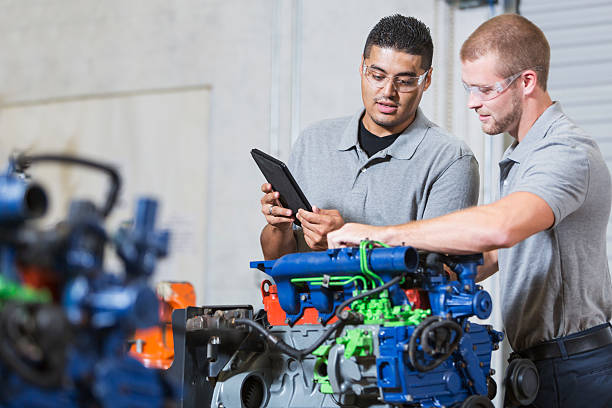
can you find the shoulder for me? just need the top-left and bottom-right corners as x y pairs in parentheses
(289, 114), (354, 165)
(300, 115), (353, 139)
(421, 122), (476, 159)
(533, 114), (601, 162)
(292, 114), (354, 155)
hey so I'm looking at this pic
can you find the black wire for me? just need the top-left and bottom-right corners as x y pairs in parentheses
(0, 304), (64, 388)
(420, 320), (462, 355)
(233, 318), (344, 360)
(408, 316), (463, 372)
(15, 154), (121, 218)
(233, 260), (408, 360)
(334, 273), (405, 321)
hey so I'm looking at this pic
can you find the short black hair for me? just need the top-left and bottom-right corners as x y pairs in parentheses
(363, 15), (433, 70)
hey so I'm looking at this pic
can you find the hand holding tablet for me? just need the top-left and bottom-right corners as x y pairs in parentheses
(251, 149), (312, 227)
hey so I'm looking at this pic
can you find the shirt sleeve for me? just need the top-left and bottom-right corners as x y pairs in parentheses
(422, 154), (480, 220)
(287, 130), (309, 191)
(510, 142), (589, 228)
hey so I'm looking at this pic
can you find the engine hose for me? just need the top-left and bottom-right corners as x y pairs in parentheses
(233, 272), (406, 359)
(15, 154), (121, 218)
(408, 316), (463, 372)
(233, 318), (344, 360)
(334, 273), (405, 321)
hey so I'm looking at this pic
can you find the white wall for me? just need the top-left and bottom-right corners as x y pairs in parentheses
(0, 88), (210, 298)
(0, 0), (494, 306)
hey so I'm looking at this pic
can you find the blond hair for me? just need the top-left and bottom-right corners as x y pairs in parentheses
(460, 14), (550, 90)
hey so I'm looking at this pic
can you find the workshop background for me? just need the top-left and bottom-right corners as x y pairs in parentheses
(0, 0), (610, 405)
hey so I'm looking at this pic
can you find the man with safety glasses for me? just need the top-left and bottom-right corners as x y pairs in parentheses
(329, 14), (612, 407)
(260, 14), (479, 259)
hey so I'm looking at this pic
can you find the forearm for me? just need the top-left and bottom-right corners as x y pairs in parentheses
(260, 224), (297, 260)
(328, 192), (554, 257)
(476, 250), (499, 282)
(377, 204), (508, 254)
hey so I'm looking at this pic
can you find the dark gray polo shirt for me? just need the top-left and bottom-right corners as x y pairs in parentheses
(289, 108), (479, 251)
(498, 102), (612, 351)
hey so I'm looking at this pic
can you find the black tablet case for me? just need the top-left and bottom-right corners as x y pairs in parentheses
(251, 149), (312, 226)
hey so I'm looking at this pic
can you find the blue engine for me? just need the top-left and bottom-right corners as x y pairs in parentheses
(0, 153), (173, 408)
(167, 244), (503, 408)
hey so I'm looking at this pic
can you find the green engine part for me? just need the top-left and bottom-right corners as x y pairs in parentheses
(312, 344), (333, 394)
(312, 329), (374, 394)
(350, 290), (430, 327)
(336, 328), (373, 359)
(0, 274), (51, 304)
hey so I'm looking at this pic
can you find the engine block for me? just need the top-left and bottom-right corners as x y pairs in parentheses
(167, 244), (503, 408)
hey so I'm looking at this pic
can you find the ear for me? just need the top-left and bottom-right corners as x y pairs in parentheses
(522, 69), (539, 96)
(360, 55), (365, 76)
(423, 67), (433, 92)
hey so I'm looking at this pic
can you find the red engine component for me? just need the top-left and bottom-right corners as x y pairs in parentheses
(129, 281), (196, 369)
(261, 280), (431, 326)
(404, 288), (431, 310)
(261, 280), (339, 326)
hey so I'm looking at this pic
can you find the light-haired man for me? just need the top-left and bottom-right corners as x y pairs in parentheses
(329, 14), (612, 407)
(259, 15), (479, 260)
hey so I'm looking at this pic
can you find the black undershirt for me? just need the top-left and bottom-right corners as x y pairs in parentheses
(358, 119), (402, 157)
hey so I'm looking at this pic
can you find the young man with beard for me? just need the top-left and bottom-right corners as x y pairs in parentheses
(259, 15), (479, 259)
(328, 14), (612, 407)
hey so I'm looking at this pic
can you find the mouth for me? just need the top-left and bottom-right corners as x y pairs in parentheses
(376, 101), (398, 114)
(476, 110), (490, 122)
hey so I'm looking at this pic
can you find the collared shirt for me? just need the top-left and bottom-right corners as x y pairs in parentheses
(289, 108), (479, 251)
(498, 102), (612, 351)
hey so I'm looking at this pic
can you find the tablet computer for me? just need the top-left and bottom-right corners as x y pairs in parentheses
(251, 148), (312, 226)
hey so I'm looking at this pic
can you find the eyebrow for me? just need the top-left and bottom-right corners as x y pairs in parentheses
(462, 79), (490, 87)
(369, 64), (418, 77)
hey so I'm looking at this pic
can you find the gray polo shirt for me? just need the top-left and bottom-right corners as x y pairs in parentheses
(289, 108), (479, 251)
(498, 102), (612, 351)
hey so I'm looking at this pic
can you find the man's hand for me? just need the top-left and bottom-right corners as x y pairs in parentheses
(260, 183), (294, 231)
(327, 223), (385, 248)
(296, 206), (345, 250)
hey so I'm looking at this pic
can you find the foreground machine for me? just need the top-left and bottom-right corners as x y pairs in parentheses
(166, 242), (511, 407)
(0, 153), (173, 407)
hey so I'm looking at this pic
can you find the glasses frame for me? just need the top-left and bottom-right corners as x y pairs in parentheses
(362, 64), (430, 93)
(462, 69), (530, 102)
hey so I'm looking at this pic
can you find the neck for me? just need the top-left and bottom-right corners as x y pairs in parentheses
(511, 91), (553, 142)
(362, 111), (416, 137)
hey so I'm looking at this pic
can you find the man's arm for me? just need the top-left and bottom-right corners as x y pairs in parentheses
(260, 183), (297, 260)
(478, 249), (498, 282)
(328, 191), (554, 254)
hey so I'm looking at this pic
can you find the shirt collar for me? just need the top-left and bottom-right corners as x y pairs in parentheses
(502, 101), (565, 164)
(336, 107), (432, 160)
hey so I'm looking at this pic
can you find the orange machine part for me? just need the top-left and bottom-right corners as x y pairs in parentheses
(262, 281), (430, 327)
(261, 280), (339, 326)
(129, 281), (196, 369)
(404, 288), (431, 310)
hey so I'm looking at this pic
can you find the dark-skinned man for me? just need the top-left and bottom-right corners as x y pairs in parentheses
(260, 15), (479, 260)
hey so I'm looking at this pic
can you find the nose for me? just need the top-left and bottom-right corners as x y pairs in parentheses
(467, 91), (482, 110)
(381, 78), (398, 98)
